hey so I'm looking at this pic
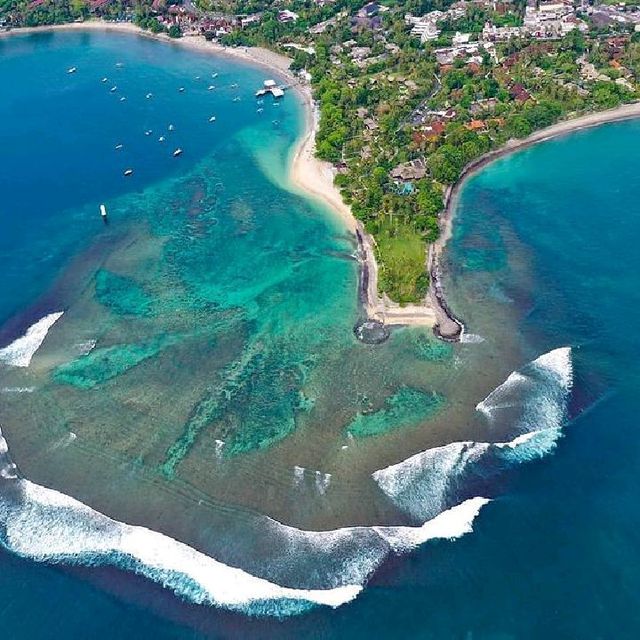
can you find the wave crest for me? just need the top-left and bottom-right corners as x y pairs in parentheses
(0, 424), (488, 617)
(0, 312), (64, 367)
(374, 347), (572, 521)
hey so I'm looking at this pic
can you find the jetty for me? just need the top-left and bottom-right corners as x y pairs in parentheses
(256, 79), (285, 99)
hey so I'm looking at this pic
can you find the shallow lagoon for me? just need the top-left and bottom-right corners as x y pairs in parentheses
(0, 31), (517, 544)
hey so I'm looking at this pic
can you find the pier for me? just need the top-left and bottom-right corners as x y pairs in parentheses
(255, 79), (285, 98)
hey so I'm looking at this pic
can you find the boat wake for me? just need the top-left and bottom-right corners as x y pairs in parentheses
(0, 312), (63, 367)
(0, 347), (570, 618)
(373, 347), (573, 522)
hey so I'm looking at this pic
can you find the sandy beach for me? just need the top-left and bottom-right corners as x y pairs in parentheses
(5, 21), (638, 337)
(0, 21), (295, 78)
(284, 74), (437, 327)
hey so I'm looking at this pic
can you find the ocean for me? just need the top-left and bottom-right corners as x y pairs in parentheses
(0, 29), (639, 638)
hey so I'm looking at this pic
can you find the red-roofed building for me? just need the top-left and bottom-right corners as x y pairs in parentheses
(465, 119), (487, 132)
(467, 61), (482, 75)
(90, 0), (112, 10)
(413, 121), (446, 145)
(510, 83), (532, 103)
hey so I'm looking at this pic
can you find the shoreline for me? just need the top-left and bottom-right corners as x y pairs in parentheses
(285, 79), (438, 329)
(1, 20), (439, 331)
(428, 100), (640, 340)
(5, 23), (640, 339)
(0, 21), (296, 80)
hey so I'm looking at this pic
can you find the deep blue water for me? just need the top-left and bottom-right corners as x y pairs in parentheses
(2, 30), (640, 639)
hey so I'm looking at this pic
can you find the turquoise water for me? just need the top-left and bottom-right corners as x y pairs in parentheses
(1, 30), (640, 637)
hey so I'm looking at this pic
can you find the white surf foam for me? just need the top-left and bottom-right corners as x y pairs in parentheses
(373, 441), (489, 522)
(477, 348), (572, 436)
(374, 497), (491, 552)
(0, 422), (492, 617)
(0, 312), (64, 367)
(315, 471), (331, 495)
(460, 333), (485, 344)
(374, 347), (573, 520)
(255, 496), (491, 589)
(73, 339), (97, 356)
(293, 465), (305, 486)
(0, 477), (362, 617)
(475, 371), (528, 418)
(531, 346), (573, 390)
(1, 387), (35, 394)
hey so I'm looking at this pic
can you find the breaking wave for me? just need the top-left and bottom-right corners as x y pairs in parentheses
(374, 347), (573, 521)
(0, 347), (568, 617)
(0, 425), (488, 618)
(0, 312), (64, 367)
(252, 496), (490, 591)
(459, 332), (485, 344)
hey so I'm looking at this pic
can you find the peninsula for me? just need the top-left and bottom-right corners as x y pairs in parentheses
(3, 0), (640, 340)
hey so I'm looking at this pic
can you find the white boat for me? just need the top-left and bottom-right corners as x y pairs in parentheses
(146, 93), (153, 99)
(209, 116), (216, 122)
(257, 108), (264, 113)
(123, 169), (133, 176)
(178, 87), (185, 93)
(168, 124), (175, 131)
(212, 73), (218, 79)
(100, 204), (107, 218)
(101, 77), (108, 83)
(115, 144), (123, 150)
(145, 130), (152, 136)
(119, 96), (126, 102)
(173, 148), (183, 157)
(67, 67), (77, 74)
(208, 85), (215, 91)
(233, 96), (241, 102)
(110, 86), (117, 93)
(115, 62), (124, 68)
(158, 136), (165, 142)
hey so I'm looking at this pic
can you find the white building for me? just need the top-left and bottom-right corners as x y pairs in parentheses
(405, 11), (443, 42)
(482, 22), (526, 41)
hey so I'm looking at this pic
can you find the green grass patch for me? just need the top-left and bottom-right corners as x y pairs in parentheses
(375, 223), (429, 304)
(345, 387), (446, 438)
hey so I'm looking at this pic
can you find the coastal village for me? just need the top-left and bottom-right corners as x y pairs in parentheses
(3, 0), (639, 312)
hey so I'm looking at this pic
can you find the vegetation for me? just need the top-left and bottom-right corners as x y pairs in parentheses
(2, 0), (639, 302)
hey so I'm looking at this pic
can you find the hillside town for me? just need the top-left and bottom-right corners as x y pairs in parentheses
(2, 0), (639, 302)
